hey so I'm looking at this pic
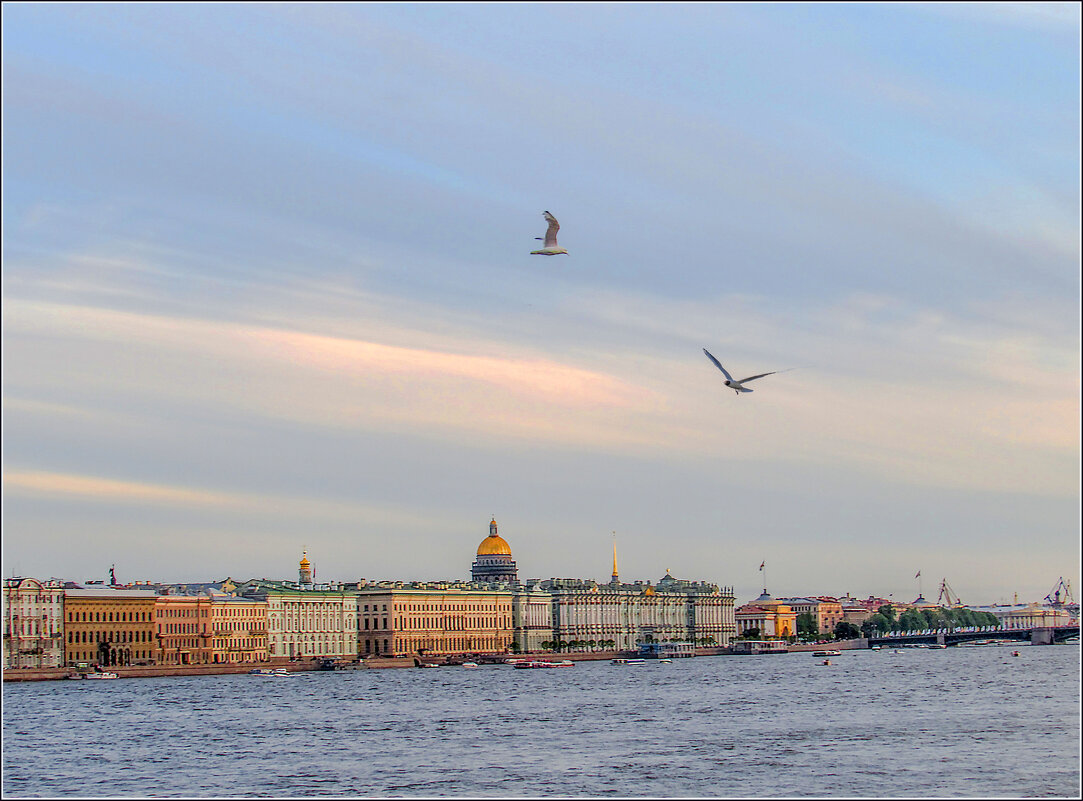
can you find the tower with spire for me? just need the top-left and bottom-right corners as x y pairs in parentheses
(299, 551), (312, 585)
(610, 532), (620, 585)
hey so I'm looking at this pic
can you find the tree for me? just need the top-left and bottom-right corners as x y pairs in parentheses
(861, 613), (892, 637)
(796, 613), (818, 635)
(510, 642), (522, 654)
(877, 605), (897, 625)
(743, 627), (760, 639)
(898, 608), (926, 632)
(834, 621), (860, 640)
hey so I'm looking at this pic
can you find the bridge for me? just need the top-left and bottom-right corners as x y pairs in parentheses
(867, 626), (1079, 648)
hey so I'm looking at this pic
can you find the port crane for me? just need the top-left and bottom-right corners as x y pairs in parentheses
(937, 578), (962, 607)
(1044, 577), (1074, 607)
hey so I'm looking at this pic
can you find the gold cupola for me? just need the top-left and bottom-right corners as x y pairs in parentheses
(476, 518), (513, 556)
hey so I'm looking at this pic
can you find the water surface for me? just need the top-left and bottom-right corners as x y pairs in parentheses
(3, 644), (1079, 798)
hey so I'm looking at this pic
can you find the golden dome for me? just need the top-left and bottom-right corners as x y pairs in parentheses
(299, 552), (311, 568)
(477, 534), (512, 556)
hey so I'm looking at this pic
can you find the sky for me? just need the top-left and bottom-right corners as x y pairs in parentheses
(2, 2), (1079, 606)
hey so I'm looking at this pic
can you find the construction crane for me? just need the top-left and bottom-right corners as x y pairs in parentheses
(1044, 577), (1074, 607)
(937, 578), (962, 607)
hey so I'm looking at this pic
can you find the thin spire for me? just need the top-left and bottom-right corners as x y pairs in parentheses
(611, 531), (619, 583)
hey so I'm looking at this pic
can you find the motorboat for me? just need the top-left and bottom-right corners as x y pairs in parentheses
(514, 660), (574, 669)
(812, 650), (841, 657)
(270, 668), (291, 676)
(248, 668), (275, 675)
(820, 659), (832, 666)
(462, 662), (479, 669)
(612, 658), (647, 665)
(83, 672), (119, 680)
(659, 658), (673, 663)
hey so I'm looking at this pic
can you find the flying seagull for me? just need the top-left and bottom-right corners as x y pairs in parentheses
(530, 211), (569, 255)
(702, 348), (783, 395)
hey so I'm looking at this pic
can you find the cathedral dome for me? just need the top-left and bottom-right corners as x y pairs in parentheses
(477, 533), (512, 556)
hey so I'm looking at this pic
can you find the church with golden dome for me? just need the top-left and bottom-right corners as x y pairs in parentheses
(471, 519), (518, 584)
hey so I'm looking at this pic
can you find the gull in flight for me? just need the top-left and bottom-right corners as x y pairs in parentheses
(702, 348), (785, 395)
(530, 211), (569, 255)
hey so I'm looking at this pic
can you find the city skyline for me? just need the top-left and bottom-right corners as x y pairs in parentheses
(3, 4), (1079, 606)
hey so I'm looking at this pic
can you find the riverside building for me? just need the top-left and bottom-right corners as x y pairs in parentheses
(735, 591), (797, 639)
(354, 581), (514, 657)
(3, 577), (66, 669)
(777, 596), (844, 635)
(64, 587), (158, 667)
(540, 568), (735, 651)
(235, 554), (357, 660)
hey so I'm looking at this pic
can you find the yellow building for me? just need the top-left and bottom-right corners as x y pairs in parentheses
(208, 596), (268, 664)
(64, 588), (158, 667)
(156, 594), (211, 665)
(779, 596), (844, 634)
(357, 583), (514, 657)
(735, 592), (796, 639)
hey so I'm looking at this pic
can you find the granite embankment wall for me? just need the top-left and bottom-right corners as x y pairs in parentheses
(6, 642), (852, 682)
(3, 660), (323, 683)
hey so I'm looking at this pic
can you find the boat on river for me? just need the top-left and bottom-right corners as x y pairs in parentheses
(462, 662), (479, 669)
(812, 650), (841, 657)
(82, 672), (119, 680)
(514, 660), (573, 669)
(612, 658), (647, 665)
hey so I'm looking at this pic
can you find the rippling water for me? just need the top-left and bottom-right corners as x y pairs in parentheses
(3, 644), (1079, 798)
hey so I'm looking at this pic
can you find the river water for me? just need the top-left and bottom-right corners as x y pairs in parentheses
(3, 643), (1079, 798)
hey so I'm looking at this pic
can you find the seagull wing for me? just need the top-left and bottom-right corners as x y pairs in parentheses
(738, 371), (778, 383)
(702, 348), (733, 381)
(542, 211), (560, 247)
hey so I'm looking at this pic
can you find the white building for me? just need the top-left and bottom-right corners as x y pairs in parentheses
(3, 577), (66, 669)
(512, 583), (554, 652)
(235, 555), (357, 660)
(541, 572), (735, 650)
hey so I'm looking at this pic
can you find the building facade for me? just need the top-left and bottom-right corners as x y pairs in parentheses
(356, 582), (515, 657)
(3, 577), (66, 669)
(512, 583), (554, 652)
(735, 592), (797, 639)
(778, 596), (844, 635)
(542, 573), (735, 650)
(236, 556), (357, 660)
(64, 588), (159, 666)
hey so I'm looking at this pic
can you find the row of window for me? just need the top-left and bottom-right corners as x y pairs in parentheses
(69, 610), (151, 623)
(69, 630), (152, 644)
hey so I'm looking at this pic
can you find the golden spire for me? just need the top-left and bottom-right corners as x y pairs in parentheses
(611, 531), (619, 583)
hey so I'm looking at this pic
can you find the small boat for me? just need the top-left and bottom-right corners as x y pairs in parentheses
(870, 645), (882, 651)
(928, 644), (947, 650)
(83, 672), (119, 680)
(1011, 650), (1021, 657)
(462, 662), (479, 669)
(503, 658), (529, 665)
(659, 658), (673, 663)
(812, 650), (841, 657)
(612, 658), (647, 665)
(420, 663), (441, 669)
(248, 668), (275, 675)
(820, 659), (832, 666)
(270, 668), (291, 676)
(514, 660), (574, 669)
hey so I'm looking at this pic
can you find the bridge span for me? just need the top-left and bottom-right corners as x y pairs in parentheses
(867, 626), (1079, 648)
